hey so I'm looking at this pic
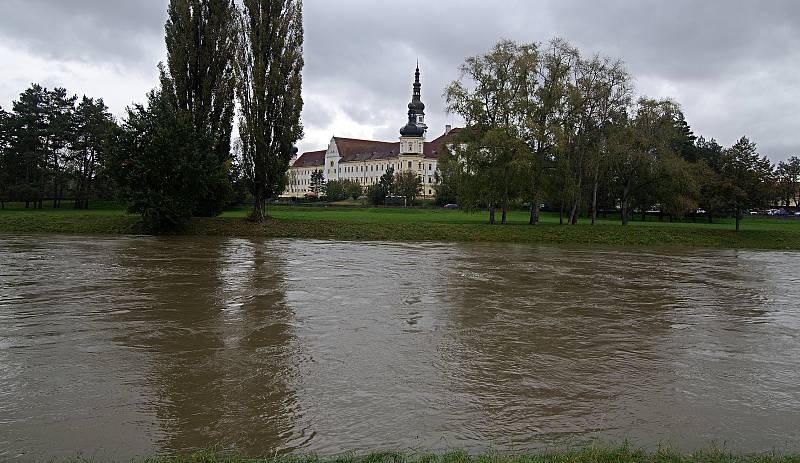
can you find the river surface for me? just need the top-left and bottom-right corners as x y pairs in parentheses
(0, 236), (799, 460)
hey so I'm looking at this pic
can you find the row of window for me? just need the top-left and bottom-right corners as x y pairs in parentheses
(286, 186), (437, 196)
(338, 162), (436, 173)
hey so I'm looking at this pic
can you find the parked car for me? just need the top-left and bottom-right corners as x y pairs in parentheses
(695, 208), (707, 214)
(443, 204), (459, 210)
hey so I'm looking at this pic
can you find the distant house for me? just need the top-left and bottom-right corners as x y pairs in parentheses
(284, 66), (461, 198)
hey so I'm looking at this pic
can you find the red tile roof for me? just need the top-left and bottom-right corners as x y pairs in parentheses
(291, 129), (463, 167)
(424, 128), (463, 159)
(334, 137), (400, 162)
(292, 150), (326, 168)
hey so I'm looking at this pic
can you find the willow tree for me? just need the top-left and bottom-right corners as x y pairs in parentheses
(162, 0), (239, 217)
(236, 0), (304, 222)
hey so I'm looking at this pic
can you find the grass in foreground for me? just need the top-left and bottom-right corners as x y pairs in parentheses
(1, 203), (799, 250)
(125, 446), (800, 463)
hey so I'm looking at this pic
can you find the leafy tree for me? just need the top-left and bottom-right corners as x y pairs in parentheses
(236, 0), (304, 221)
(393, 170), (423, 206)
(112, 90), (209, 231)
(610, 98), (682, 225)
(433, 159), (458, 207)
(344, 179), (363, 200)
(719, 137), (774, 231)
(322, 179), (348, 201)
(162, 0), (239, 217)
(776, 156), (800, 207)
(366, 184), (387, 206)
(364, 167), (396, 206)
(309, 169), (325, 195)
(445, 40), (534, 224)
(324, 179), (361, 201)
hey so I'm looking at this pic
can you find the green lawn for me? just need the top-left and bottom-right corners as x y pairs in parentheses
(1, 202), (799, 250)
(220, 204), (799, 231)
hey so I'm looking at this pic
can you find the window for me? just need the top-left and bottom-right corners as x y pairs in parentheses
(429, 164), (432, 171)
(408, 161), (412, 169)
(330, 161), (334, 167)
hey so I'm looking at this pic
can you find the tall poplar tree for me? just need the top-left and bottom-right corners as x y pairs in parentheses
(162, 0), (239, 216)
(236, 0), (304, 222)
(0, 106), (9, 208)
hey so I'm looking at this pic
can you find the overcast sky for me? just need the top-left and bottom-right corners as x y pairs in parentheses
(1, 0), (798, 162)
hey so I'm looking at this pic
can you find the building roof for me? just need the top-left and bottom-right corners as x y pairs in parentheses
(335, 137), (400, 162)
(290, 128), (463, 167)
(424, 128), (463, 159)
(291, 150), (326, 168)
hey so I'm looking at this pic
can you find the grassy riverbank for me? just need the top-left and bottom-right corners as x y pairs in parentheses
(1, 203), (799, 250)
(135, 447), (800, 463)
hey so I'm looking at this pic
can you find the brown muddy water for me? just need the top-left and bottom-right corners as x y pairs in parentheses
(0, 235), (799, 460)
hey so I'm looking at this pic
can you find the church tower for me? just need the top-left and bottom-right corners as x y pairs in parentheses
(399, 65), (427, 170)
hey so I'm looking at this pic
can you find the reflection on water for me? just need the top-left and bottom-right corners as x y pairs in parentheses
(0, 237), (798, 460)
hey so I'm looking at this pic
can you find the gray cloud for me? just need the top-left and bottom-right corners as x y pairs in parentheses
(1, 0), (798, 161)
(0, 0), (165, 66)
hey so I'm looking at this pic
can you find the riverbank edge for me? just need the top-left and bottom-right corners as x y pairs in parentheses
(124, 447), (800, 463)
(0, 214), (798, 250)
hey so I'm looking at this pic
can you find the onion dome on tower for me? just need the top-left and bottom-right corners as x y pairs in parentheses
(400, 64), (427, 137)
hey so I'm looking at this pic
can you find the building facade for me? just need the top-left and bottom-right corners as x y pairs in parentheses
(284, 66), (461, 198)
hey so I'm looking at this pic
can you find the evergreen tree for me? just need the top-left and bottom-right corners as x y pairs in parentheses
(45, 87), (78, 208)
(695, 136), (726, 222)
(379, 166), (395, 193)
(70, 97), (117, 209)
(7, 84), (50, 207)
(309, 169), (325, 195)
(236, 0), (304, 221)
(162, 0), (239, 217)
(112, 90), (210, 231)
(719, 137), (774, 231)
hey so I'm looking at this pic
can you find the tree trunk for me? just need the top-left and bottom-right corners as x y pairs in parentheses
(641, 208), (647, 222)
(559, 204), (564, 225)
(735, 205), (741, 232)
(591, 179), (598, 226)
(708, 213), (713, 224)
(569, 197), (579, 225)
(251, 189), (267, 222)
(530, 202), (540, 225)
(489, 205), (496, 225)
(621, 182), (630, 226)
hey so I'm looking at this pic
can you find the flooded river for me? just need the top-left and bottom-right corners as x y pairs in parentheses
(1, 236), (799, 460)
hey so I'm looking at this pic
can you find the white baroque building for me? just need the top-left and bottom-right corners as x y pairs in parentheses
(284, 66), (461, 198)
